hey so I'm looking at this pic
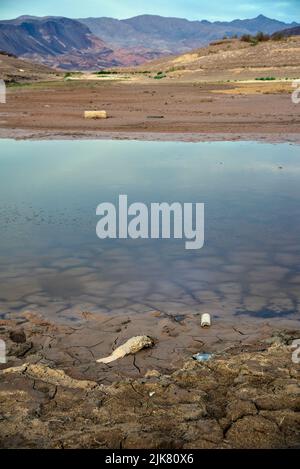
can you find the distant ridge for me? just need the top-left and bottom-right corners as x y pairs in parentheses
(0, 14), (298, 70)
(273, 25), (300, 37)
(79, 14), (299, 53)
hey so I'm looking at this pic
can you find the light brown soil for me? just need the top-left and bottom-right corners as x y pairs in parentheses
(0, 312), (299, 448)
(134, 36), (300, 82)
(1, 80), (298, 140)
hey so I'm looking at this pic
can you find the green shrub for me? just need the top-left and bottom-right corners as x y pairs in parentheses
(255, 31), (270, 42)
(94, 70), (119, 75)
(241, 32), (270, 44)
(255, 77), (276, 81)
(241, 34), (252, 42)
(154, 73), (167, 79)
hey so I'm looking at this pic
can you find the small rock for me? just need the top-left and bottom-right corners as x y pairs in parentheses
(145, 369), (161, 379)
(9, 330), (26, 344)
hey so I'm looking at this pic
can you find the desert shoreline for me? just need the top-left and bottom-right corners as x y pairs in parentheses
(1, 84), (299, 447)
(1, 80), (299, 142)
(1, 129), (300, 143)
(1, 7), (300, 452)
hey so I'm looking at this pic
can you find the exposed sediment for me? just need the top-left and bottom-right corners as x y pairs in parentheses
(0, 312), (299, 448)
(1, 81), (299, 140)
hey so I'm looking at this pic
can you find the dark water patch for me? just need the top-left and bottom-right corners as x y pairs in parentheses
(236, 308), (295, 319)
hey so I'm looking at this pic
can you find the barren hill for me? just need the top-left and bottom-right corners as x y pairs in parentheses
(133, 36), (300, 81)
(0, 52), (61, 83)
(0, 17), (152, 70)
(276, 26), (300, 37)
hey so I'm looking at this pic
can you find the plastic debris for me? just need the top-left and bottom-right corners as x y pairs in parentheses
(84, 110), (107, 119)
(201, 313), (211, 328)
(192, 352), (213, 362)
(0, 339), (6, 364)
(96, 336), (154, 364)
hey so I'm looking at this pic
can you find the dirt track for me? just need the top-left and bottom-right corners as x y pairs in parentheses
(1, 80), (299, 139)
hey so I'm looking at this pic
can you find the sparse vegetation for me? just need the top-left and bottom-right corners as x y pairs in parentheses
(167, 65), (186, 72)
(64, 71), (84, 79)
(93, 70), (152, 76)
(94, 70), (119, 75)
(256, 31), (271, 42)
(0, 50), (17, 58)
(241, 31), (286, 45)
(241, 32), (269, 43)
(255, 76), (276, 81)
(153, 72), (167, 79)
(240, 34), (251, 42)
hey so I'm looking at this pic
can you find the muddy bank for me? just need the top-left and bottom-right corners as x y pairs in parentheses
(0, 81), (298, 140)
(0, 312), (299, 448)
(1, 311), (300, 384)
(1, 129), (300, 144)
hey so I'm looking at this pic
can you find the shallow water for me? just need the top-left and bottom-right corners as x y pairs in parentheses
(0, 139), (300, 322)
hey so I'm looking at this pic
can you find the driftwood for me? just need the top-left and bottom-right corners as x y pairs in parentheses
(97, 336), (154, 364)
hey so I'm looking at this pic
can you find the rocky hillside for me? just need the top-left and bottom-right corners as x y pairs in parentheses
(0, 17), (102, 57)
(0, 17), (147, 70)
(0, 52), (61, 83)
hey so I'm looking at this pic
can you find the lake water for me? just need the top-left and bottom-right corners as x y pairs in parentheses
(0, 139), (300, 323)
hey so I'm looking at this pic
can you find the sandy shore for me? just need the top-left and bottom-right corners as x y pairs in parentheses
(0, 311), (299, 448)
(0, 81), (299, 141)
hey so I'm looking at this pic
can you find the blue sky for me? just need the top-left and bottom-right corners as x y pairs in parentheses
(0, 0), (299, 22)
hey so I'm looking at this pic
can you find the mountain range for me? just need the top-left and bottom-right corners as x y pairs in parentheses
(0, 14), (299, 70)
(80, 14), (299, 53)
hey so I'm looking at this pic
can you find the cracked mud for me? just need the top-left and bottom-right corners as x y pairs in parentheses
(0, 311), (299, 448)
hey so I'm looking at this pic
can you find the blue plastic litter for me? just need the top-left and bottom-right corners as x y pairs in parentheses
(192, 353), (213, 362)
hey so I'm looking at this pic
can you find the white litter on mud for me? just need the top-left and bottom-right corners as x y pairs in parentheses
(96, 335), (154, 364)
(201, 313), (211, 327)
